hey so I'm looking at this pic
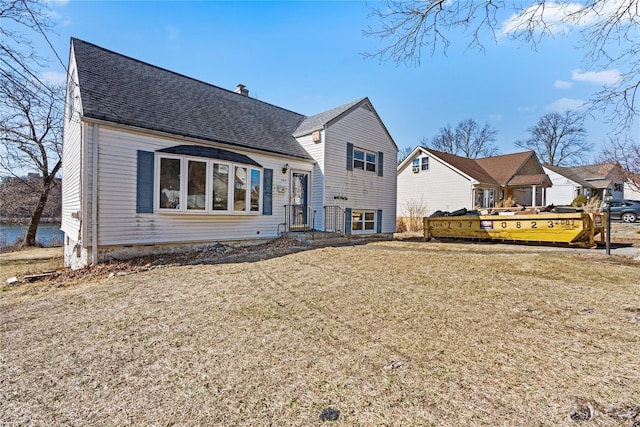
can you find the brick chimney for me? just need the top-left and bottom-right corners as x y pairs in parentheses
(234, 84), (249, 96)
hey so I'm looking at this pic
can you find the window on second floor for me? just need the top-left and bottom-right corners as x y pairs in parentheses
(412, 156), (429, 173)
(353, 148), (377, 173)
(421, 156), (429, 171)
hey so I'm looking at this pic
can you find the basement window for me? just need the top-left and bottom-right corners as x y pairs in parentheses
(351, 210), (375, 232)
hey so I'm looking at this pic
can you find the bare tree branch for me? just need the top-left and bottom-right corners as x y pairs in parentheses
(0, 72), (63, 247)
(515, 111), (591, 166)
(422, 118), (499, 158)
(364, 0), (640, 130)
(600, 135), (640, 193)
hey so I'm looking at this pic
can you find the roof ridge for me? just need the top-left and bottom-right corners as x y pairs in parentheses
(71, 38), (306, 119)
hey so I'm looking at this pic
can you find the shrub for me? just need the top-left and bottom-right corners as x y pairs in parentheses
(396, 217), (408, 233)
(497, 196), (516, 208)
(401, 198), (427, 232)
(571, 194), (588, 207)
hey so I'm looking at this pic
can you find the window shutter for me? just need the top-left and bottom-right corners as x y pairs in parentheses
(263, 168), (273, 215)
(136, 150), (154, 213)
(346, 142), (353, 171)
(345, 208), (352, 234)
(376, 209), (382, 233)
(377, 151), (383, 177)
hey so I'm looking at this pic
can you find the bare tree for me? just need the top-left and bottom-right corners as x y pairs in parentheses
(0, 74), (63, 246)
(425, 124), (456, 155)
(1, 0), (53, 88)
(600, 136), (640, 193)
(515, 111), (591, 166)
(365, 1), (640, 129)
(397, 145), (415, 165)
(422, 118), (499, 158)
(1, 0), (63, 247)
(0, 174), (61, 222)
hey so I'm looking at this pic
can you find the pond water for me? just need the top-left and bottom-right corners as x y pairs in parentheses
(0, 223), (64, 247)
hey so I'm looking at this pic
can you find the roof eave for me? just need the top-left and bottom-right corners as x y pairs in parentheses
(80, 115), (316, 162)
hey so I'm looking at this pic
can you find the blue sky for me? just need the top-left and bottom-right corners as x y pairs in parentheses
(35, 1), (638, 157)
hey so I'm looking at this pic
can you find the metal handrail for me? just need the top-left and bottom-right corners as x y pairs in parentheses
(323, 205), (344, 234)
(284, 204), (313, 231)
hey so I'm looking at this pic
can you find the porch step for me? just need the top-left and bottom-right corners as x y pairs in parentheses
(283, 231), (351, 247)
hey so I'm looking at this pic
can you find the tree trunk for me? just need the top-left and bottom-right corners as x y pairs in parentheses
(22, 178), (53, 247)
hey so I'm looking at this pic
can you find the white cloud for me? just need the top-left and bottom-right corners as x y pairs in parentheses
(571, 69), (621, 86)
(502, 2), (582, 36)
(41, 71), (67, 85)
(554, 80), (573, 89)
(502, 0), (634, 36)
(546, 97), (586, 112)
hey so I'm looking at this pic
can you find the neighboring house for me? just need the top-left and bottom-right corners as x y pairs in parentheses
(62, 39), (397, 269)
(542, 163), (625, 205)
(396, 147), (552, 216)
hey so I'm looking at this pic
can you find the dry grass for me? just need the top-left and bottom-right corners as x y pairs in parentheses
(0, 247), (63, 280)
(1, 241), (639, 426)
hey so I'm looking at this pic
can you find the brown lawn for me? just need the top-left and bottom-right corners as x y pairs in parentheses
(1, 241), (639, 426)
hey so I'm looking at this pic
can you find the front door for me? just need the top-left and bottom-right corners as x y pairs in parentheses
(291, 172), (309, 229)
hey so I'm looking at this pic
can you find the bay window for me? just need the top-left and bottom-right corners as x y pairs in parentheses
(159, 157), (181, 209)
(157, 154), (261, 214)
(212, 163), (229, 210)
(234, 166), (247, 211)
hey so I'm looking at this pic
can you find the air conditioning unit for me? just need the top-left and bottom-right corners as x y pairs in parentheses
(412, 166), (420, 173)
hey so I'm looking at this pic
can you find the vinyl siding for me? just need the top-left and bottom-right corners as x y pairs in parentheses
(90, 125), (313, 246)
(295, 132), (324, 228)
(60, 54), (83, 241)
(543, 167), (579, 205)
(322, 104), (397, 233)
(397, 152), (473, 216)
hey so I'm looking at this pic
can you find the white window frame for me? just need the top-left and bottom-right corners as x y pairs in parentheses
(351, 210), (376, 234)
(421, 156), (429, 171)
(412, 158), (420, 173)
(353, 148), (377, 173)
(156, 153), (261, 215)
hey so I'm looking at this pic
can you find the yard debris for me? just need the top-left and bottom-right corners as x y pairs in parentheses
(383, 359), (406, 370)
(23, 271), (58, 282)
(319, 407), (340, 422)
(6, 276), (18, 285)
(605, 402), (640, 425)
(569, 398), (640, 426)
(569, 397), (599, 422)
(4, 236), (310, 287)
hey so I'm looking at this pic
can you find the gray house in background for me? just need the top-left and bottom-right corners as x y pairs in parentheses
(543, 163), (625, 205)
(61, 38), (398, 269)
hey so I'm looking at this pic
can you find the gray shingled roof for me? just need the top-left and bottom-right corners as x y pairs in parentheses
(72, 38), (314, 160)
(293, 98), (366, 137)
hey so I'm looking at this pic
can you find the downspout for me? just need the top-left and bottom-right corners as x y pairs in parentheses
(91, 124), (98, 265)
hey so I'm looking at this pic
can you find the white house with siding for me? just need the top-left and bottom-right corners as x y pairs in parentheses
(62, 39), (397, 269)
(543, 163), (625, 205)
(397, 147), (551, 217)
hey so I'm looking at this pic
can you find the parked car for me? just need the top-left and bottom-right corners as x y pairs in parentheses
(607, 200), (640, 223)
